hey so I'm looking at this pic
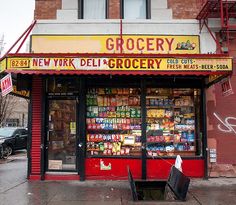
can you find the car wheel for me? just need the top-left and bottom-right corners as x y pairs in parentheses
(5, 146), (13, 156)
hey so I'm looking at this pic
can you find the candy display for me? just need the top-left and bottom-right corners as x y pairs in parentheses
(86, 87), (198, 158)
(86, 88), (142, 157)
(146, 88), (197, 157)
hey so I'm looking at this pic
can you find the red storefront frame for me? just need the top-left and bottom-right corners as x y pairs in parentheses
(1, 53), (231, 181)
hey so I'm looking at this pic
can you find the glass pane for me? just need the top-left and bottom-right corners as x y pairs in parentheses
(86, 88), (142, 157)
(48, 100), (76, 170)
(146, 88), (201, 158)
(47, 77), (78, 94)
(84, 0), (106, 19)
(124, 0), (146, 19)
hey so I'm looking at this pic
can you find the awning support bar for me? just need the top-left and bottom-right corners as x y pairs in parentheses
(0, 20), (36, 61)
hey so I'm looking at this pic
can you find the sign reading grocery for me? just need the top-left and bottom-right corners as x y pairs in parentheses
(6, 57), (232, 72)
(31, 35), (200, 54)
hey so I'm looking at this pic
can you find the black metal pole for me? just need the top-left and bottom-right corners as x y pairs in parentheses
(202, 84), (208, 179)
(141, 79), (147, 180)
(78, 77), (86, 181)
(27, 76), (32, 179)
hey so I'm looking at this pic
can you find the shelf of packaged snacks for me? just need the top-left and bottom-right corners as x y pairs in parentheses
(90, 93), (140, 96)
(146, 95), (172, 99)
(86, 117), (141, 119)
(146, 142), (195, 145)
(146, 106), (173, 109)
(173, 106), (194, 108)
(87, 129), (141, 131)
(146, 117), (173, 119)
(146, 151), (196, 157)
(86, 106), (141, 109)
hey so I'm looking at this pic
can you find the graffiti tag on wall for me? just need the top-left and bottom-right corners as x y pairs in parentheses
(213, 112), (236, 135)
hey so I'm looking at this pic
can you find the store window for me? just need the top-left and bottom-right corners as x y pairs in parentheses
(85, 84), (203, 158)
(81, 0), (107, 19)
(122, 0), (150, 19)
(146, 88), (202, 158)
(47, 77), (78, 95)
(86, 87), (142, 157)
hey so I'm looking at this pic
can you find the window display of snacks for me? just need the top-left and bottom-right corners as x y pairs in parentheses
(86, 88), (142, 157)
(146, 88), (199, 157)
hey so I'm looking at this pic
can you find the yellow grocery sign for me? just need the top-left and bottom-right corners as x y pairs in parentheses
(0, 58), (6, 73)
(5, 57), (232, 72)
(31, 35), (200, 54)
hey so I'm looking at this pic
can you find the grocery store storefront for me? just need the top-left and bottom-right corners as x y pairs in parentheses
(0, 35), (232, 180)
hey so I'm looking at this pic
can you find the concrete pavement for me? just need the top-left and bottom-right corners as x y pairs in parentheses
(1, 153), (236, 205)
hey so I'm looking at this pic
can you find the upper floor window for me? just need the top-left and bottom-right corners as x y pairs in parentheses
(122, 0), (150, 19)
(82, 0), (107, 19)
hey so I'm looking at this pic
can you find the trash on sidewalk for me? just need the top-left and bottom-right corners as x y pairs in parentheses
(174, 155), (183, 172)
(128, 165), (190, 201)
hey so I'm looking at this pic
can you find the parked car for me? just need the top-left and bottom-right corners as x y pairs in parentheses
(0, 127), (28, 155)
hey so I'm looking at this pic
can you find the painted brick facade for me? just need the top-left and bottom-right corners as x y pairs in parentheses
(168, 0), (203, 19)
(108, 0), (120, 19)
(35, 0), (61, 19)
(34, 0), (205, 20)
(206, 33), (236, 177)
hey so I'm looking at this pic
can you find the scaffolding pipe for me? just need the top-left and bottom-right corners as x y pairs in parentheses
(203, 20), (223, 53)
(120, 19), (123, 54)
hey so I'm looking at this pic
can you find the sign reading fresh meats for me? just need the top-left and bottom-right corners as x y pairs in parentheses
(6, 57), (233, 72)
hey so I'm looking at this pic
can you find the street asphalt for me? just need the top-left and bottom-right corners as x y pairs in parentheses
(1, 152), (236, 205)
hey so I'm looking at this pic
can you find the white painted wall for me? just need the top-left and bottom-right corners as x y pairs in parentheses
(151, 0), (172, 20)
(32, 19), (216, 54)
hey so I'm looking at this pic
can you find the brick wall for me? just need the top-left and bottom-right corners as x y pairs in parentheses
(34, 0), (62, 20)
(168, 0), (203, 19)
(206, 33), (236, 177)
(108, 0), (120, 19)
(34, 0), (205, 20)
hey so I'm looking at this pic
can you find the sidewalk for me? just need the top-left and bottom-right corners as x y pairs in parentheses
(0, 178), (236, 205)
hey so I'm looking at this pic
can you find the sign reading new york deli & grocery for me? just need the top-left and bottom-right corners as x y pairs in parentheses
(0, 73), (13, 96)
(6, 57), (232, 72)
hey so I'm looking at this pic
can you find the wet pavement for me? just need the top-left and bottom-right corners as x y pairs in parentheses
(1, 153), (236, 205)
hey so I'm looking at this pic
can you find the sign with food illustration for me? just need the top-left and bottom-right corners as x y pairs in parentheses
(31, 35), (200, 54)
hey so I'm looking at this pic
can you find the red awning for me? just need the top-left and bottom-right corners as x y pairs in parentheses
(5, 69), (230, 76)
(0, 53), (233, 79)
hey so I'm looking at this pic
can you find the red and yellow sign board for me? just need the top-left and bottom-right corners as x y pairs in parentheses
(31, 35), (200, 54)
(12, 85), (30, 98)
(5, 57), (233, 72)
(0, 58), (6, 73)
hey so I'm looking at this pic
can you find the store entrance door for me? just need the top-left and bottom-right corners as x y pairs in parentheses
(46, 100), (77, 172)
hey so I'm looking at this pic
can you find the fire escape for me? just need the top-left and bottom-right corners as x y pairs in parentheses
(197, 0), (236, 54)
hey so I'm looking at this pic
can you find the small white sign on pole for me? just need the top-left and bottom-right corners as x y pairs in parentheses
(1, 73), (13, 97)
